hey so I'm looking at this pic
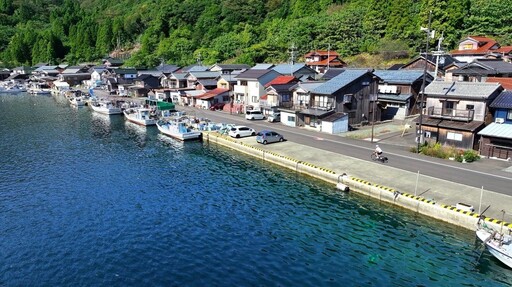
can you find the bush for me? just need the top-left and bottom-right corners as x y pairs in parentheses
(416, 142), (480, 163)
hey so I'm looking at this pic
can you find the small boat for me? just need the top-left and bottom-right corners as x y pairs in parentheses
(476, 215), (512, 269)
(0, 84), (26, 93)
(69, 96), (86, 107)
(156, 119), (202, 141)
(123, 107), (157, 126)
(89, 100), (122, 115)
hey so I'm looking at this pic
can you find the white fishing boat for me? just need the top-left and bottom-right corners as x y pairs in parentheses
(89, 100), (122, 115)
(123, 107), (157, 126)
(156, 119), (202, 141)
(69, 95), (86, 107)
(476, 217), (512, 269)
(0, 83), (26, 93)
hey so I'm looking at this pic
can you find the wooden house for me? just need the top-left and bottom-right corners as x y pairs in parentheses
(417, 81), (503, 150)
(304, 50), (346, 74)
(373, 70), (433, 120)
(261, 75), (299, 115)
(478, 91), (512, 159)
(447, 59), (512, 82)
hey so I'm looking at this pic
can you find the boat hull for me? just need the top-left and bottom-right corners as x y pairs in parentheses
(477, 228), (512, 269)
(157, 121), (202, 141)
(123, 109), (156, 126)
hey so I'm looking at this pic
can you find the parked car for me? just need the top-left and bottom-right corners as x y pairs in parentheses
(268, 112), (281, 122)
(228, 126), (256, 138)
(245, 110), (265, 120)
(256, 130), (284, 144)
(209, 102), (225, 111)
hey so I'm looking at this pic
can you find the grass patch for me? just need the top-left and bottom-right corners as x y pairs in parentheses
(412, 142), (480, 163)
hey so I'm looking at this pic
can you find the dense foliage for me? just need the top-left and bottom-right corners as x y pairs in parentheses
(0, 0), (511, 68)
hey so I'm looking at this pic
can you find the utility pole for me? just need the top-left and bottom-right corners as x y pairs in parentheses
(417, 11), (433, 153)
(433, 32), (444, 80)
(289, 43), (296, 76)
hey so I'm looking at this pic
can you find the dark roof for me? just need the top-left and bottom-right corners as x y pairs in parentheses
(322, 112), (347, 122)
(156, 64), (180, 74)
(299, 109), (334, 117)
(388, 64), (405, 70)
(321, 68), (345, 80)
(490, 91), (512, 108)
(313, 69), (370, 95)
(235, 69), (275, 80)
(378, 93), (413, 103)
(266, 83), (296, 93)
(415, 115), (485, 132)
(450, 59), (512, 75)
(212, 64), (250, 70)
(374, 70), (425, 84)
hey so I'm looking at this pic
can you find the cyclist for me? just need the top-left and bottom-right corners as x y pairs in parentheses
(374, 145), (383, 159)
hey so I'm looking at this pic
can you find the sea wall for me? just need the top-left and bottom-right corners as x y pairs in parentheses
(203, 132), (512, 232)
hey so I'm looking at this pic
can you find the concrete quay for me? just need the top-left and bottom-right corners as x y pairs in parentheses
(203, 131), (512, 232)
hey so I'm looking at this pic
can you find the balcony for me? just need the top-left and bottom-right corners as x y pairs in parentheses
(427, 106), (474, 122)
(233, 85), (248, 95)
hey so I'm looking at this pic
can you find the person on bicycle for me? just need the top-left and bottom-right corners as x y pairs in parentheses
(374, 145), (383, 158)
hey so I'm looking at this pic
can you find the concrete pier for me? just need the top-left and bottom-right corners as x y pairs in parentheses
(203, 132), (512, 232)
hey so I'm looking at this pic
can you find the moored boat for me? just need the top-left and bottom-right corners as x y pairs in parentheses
(156, 119), (202, 141)
(89, 100), (123, 115)
(123, 107), (157, 126)
(476, 216), (512, 269)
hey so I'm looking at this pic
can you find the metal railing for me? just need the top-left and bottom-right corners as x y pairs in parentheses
(427, 106), (474, 122)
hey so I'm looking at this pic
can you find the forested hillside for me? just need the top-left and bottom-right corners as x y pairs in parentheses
(0, 0), (511, 68)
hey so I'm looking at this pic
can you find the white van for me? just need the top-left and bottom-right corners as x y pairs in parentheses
(245, 110), (265, 120)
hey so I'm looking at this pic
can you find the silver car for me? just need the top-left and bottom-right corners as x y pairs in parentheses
(256, 130), (284, 144)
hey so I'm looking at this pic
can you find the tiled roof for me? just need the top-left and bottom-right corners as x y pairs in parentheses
(272, 63), (310, 75)
(294, 82), (324, 92)
(374, 70), (424, 84)
(451, 36), (498, 55)
(199, 88), (229, 99)
(307, 56), (345, 67)
(378, 93), (413, 102)
(266, 83), (296, 93)
(252, 63), (274, 70)
(197, 79), (218, 86)
(486, 77), (512, 91)
(188, 71), (221, 79)
(424, 81), (502, 99)
(489, 91), (512, 108)
(156, 64), (180, 73)
(235, 69), (275, 80)
(450, 59), (512, 75)
(266, 75), (297, 86)
(478, 122), (512, 139)
(312, 69), (369, 95)
(417, 115), (485, 132)
(213, 64), (250, 70)
(321, 68), (345, 80)
(304, 50), (340, 57)
(322, 112), (347, 122)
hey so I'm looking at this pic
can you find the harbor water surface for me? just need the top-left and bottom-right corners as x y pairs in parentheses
(1, 93), (511, 286)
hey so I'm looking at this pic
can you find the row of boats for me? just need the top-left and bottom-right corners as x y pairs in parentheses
(61, 91), (210, 142)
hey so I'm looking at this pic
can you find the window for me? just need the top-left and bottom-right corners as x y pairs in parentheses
(507, 109), (512, 120)
(466, 104), (474, 110)
(287, 116), (295, 122)
(251, 96), (258, 103)
(282, 94), (291, 102)
(447, 132), (463, 141)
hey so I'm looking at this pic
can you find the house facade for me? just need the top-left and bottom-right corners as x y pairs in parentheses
(478, 91), (512, 159)
(450, 36), (512, 63)
(304, 50), (346, 74)
(446, 59), (512, 82)
(233, 69), (281, 112)
(417, 81), (503, 150)
(373, 70), (433, 120)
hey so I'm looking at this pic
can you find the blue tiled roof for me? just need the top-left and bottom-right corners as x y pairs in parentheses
(312, 69), (369, 95)
(490, 91), (512, 108)
(272, 63), (307, 75)
(374, 70), (424, 84)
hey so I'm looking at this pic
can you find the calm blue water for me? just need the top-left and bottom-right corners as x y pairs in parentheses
(1, 93), (511, 286)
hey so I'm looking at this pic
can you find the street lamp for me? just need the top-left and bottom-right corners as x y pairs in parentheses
(417, 11), (433, 153)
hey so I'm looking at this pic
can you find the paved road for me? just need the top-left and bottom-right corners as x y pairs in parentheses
(183, 106), (512, 197)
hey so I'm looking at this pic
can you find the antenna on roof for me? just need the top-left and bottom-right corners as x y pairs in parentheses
(433, 32), (444, 80)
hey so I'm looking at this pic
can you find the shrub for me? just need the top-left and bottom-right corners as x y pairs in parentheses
(415, 142), (480, 163)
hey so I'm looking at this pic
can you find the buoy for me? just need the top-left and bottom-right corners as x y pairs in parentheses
(336, 182), (349, 192)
